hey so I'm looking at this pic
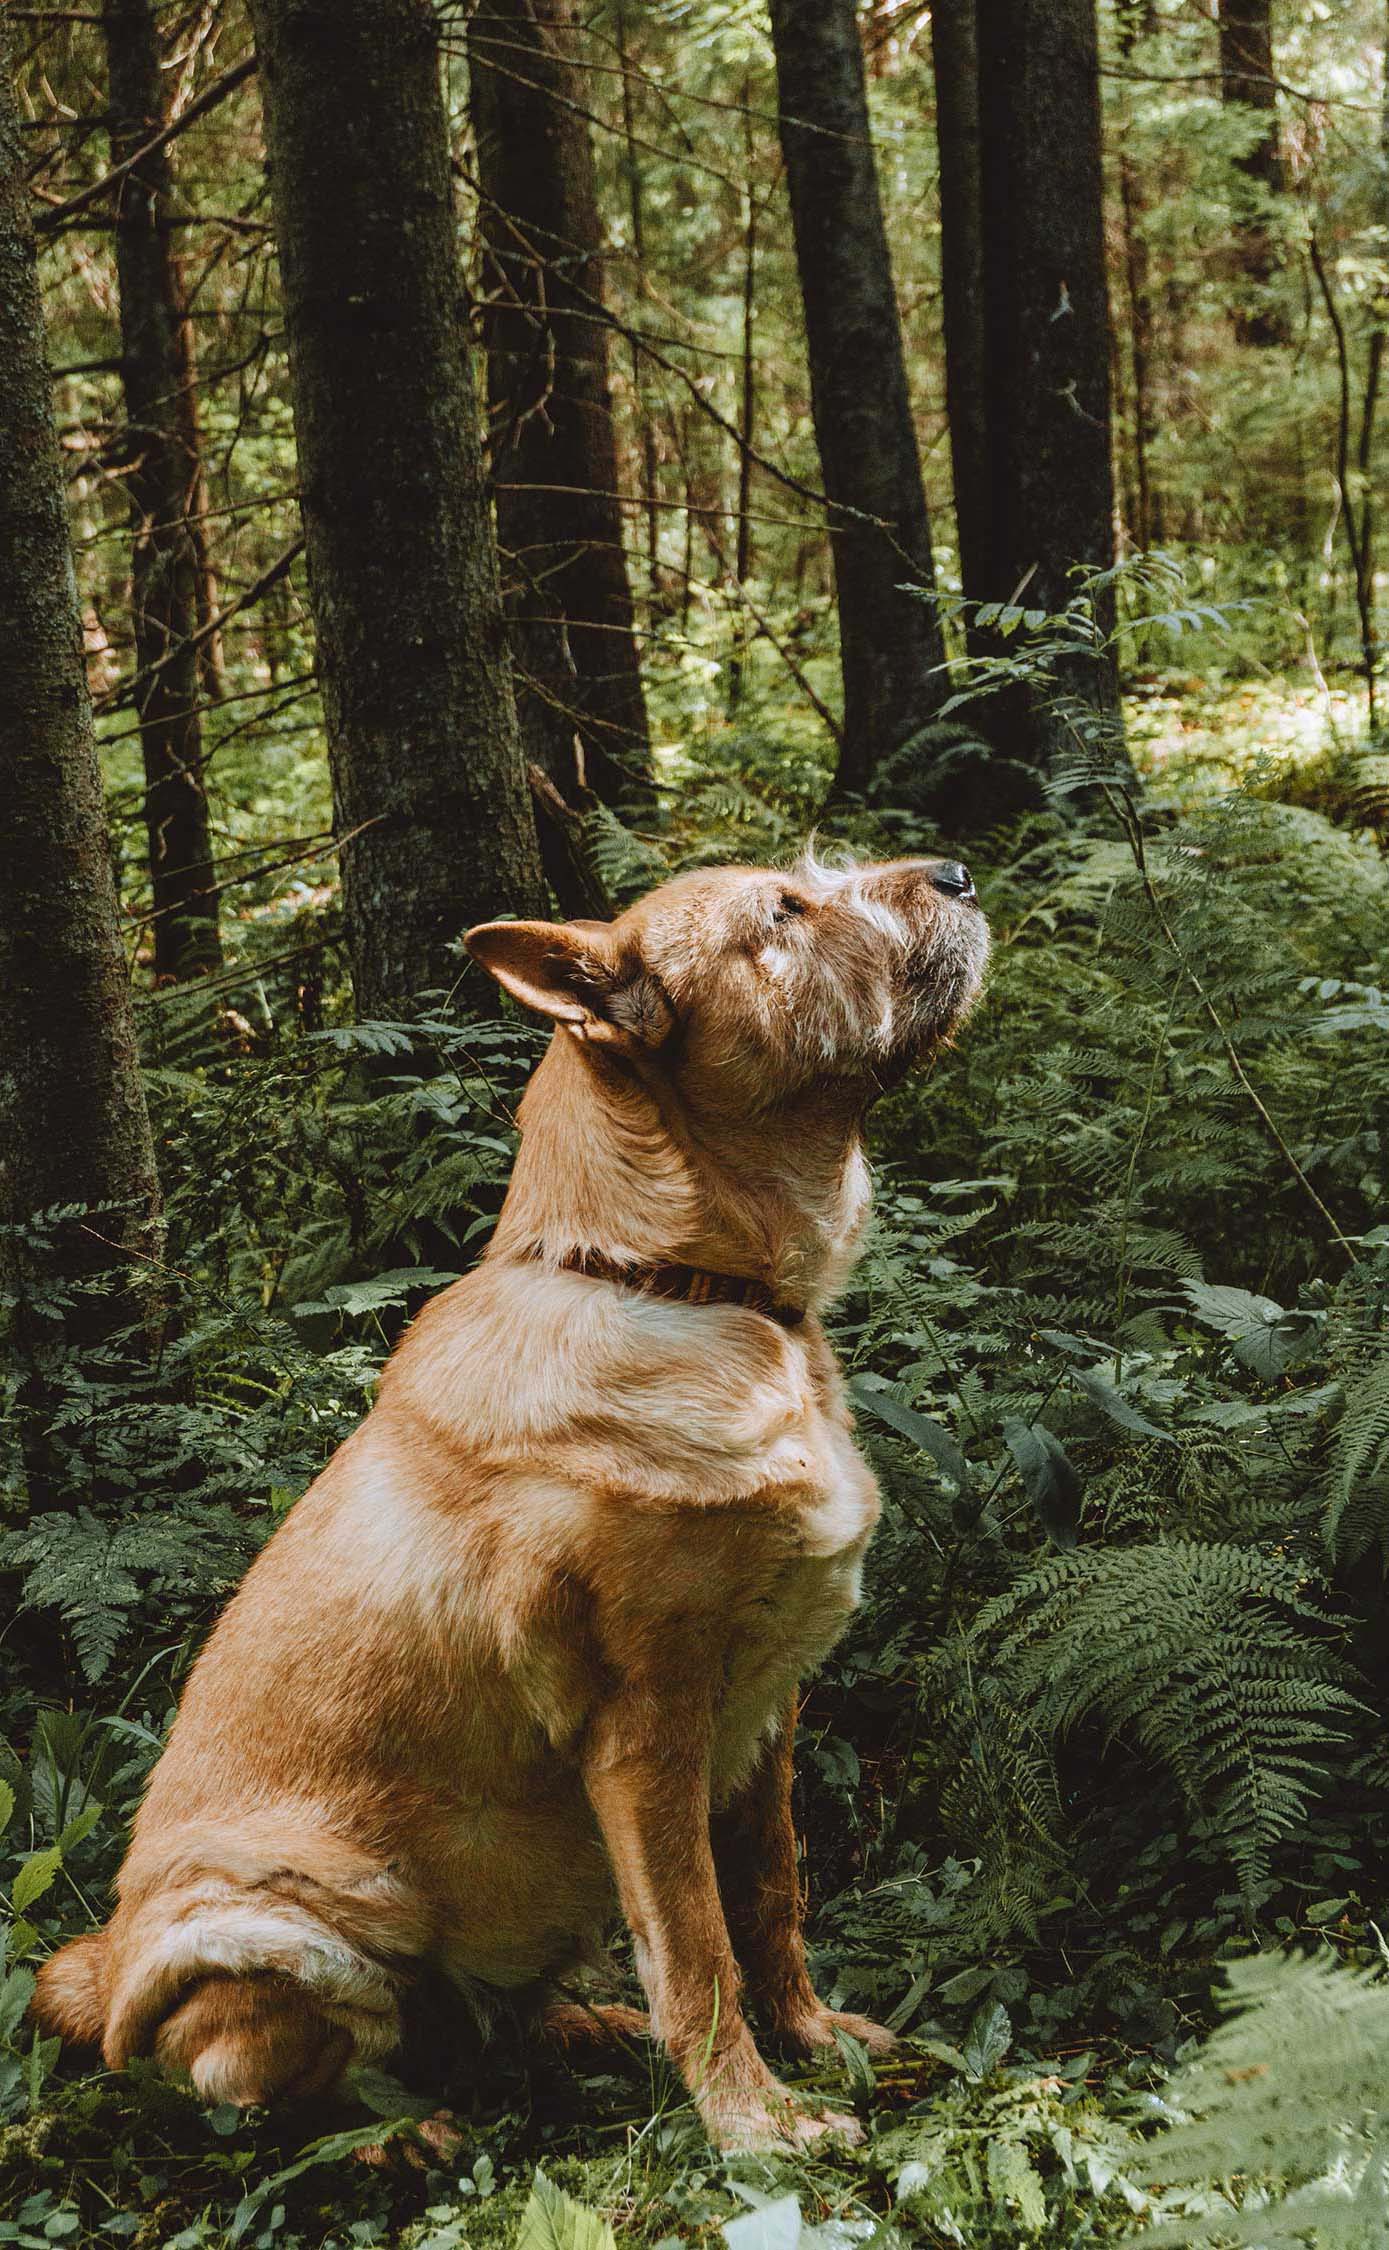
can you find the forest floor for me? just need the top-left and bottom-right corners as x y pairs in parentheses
(5, 666), (1389, 2247)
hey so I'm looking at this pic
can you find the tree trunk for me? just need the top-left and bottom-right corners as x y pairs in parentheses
(614, 0), (663, 604)
(974, 0), (1126, 779)
(726, 78), (758, 718)
(102, 0), (223, 982)
(245, 0), (547, 1017)
(0, 24), (162, 1476)
(1116, 0), (1162, 548)
(931, 0), (994, 641)
(768, 0), (950, 798)
(469, 0), (655, 817)
(1217, 0), (1289, 347)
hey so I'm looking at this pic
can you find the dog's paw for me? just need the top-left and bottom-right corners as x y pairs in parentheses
(704, 2090), (865, 2153)
(355, 2109), (464, 2172)
(539, 2000), (651, 2057)
(774, 2006), (896, 2060)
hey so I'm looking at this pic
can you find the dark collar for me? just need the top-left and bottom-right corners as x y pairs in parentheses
(555, 1246), (806, 1329)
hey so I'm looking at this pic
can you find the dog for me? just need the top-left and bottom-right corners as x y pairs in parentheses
(33, 849), (988, 2150)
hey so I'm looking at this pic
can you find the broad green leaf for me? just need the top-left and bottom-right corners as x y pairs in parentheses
(722, 2198), (801, 2250)
(831, 2024), (876, 2096)
(56, 1804), (101, 1855)
(0, 1782), (13, 1839)
(848, 1379), (972, 1498)
(0, 1967), (35, 2044)
(1182, 1281), (1302, 1379)
(1072, 1366), (1171, 1443)
(517, 2170), (618, 2250)
(12, 1848), (62, 1915)
(1002, 1419), (1083, 1548)
(961, 2000), (1012, 2081)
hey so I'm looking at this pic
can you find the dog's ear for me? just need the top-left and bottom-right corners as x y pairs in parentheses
(464, 920), (674, 1048)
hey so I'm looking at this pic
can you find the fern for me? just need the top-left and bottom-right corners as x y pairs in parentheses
(939, 1543), (1360, 1911)
(1325, 1352), (1389, 1567)
(1, 1505), (250, 1680)
(1132, 1951), (1389, 2245)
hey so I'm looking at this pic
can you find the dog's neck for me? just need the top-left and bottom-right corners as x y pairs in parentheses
(488, 1029), (873, 1311)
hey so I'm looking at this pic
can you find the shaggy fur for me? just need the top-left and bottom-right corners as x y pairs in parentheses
(33, 851), (988, 2150)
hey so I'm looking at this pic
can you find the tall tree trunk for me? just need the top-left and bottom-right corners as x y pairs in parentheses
(469, 0), (655, 817)
(974, 0), (1126, 778)
(245, 0), (546, 1017)
(727, 78), (758, 718)
(1116, 0), (1162, 549)
(931, 0), (994, 643)
(614, 0), (663, 604)
(768, 0), (951, 798)
(102, 0), (222, 982)
(0, 25), (162, 1490)
(1217, 0), (1289, 347)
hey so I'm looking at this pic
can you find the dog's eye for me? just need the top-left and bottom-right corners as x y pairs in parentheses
(773, 891), (808, 923)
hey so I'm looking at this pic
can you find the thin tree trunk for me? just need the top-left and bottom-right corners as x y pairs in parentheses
(1217, 0), (1289, 347)
(614, 0), (663, 603)
(176, 305), (226, 701)
(768, 0), (950, 797)
(0, 24), (162, 1486)
(975, 0), (1126, 777)
(727, 78), (758, 717)
(1116, 0), (1161, 549)
(931, 0), (994, 642)
(245, 0), (546, 1017)
(102, 0), (222, 981)
(469, 0), (655, 816)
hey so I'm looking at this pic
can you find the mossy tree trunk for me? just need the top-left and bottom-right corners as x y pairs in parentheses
(246, 0), (547, 1017)
(0, 25), (162, 1486)
(768, 0), (951, 799)
(102, 0), (223, 982)
(468, 0), (655, 818)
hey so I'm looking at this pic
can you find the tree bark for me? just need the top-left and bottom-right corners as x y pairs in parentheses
(974, 0), (1126, 778)
(768, 0), (951, 797)
(102, 0), (223, 982)
(1217, 0), (1289, 347)
(931, 0), (994, 638)
(726, 77), (758, 717)
(469, 0), (655, 816)
(1116, 0), (1162, 548)
(0, 24), (162, 1446)
(245, 0), (547, 1016)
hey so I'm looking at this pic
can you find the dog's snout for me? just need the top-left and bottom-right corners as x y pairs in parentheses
(929, 860), (975, 901)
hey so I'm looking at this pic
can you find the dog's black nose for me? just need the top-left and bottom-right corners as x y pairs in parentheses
(930, 860), (975, 900)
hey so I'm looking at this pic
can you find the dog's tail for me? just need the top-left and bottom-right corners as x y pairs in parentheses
(32, 1928), (113, 2050)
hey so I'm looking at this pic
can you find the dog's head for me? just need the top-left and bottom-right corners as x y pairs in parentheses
(466, 849), (989, 1116)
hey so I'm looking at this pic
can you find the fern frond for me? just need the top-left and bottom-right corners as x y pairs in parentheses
(1132, 1950), (1389, 2245)
(945, 1542), (1359, 1902)
(1325, 1354), (1389, 1567)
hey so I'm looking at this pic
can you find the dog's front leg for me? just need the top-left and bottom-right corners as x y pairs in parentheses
(712, 1703), (895, 2060)
(582, 1690), (857, 2152)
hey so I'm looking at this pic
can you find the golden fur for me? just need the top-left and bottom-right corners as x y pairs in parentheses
(33, 850), (988, 2150)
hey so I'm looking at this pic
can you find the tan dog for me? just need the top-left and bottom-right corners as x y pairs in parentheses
(34, 850), (988, 2150)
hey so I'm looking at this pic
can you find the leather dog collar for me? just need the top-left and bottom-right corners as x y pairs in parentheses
(555, 1246), (806, 1329)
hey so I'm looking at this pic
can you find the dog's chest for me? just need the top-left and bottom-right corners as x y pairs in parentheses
(710, 1416), (880, 1796)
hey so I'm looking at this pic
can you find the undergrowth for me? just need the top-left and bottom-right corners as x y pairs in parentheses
(5, 641), (1389, 2242)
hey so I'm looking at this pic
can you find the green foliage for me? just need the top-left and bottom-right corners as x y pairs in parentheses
(1133, 1950), (1389, 2244)
(940, 1542), (1360, 1910)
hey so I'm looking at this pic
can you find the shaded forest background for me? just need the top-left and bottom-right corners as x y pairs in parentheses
(4, 0), (1389, 2243)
